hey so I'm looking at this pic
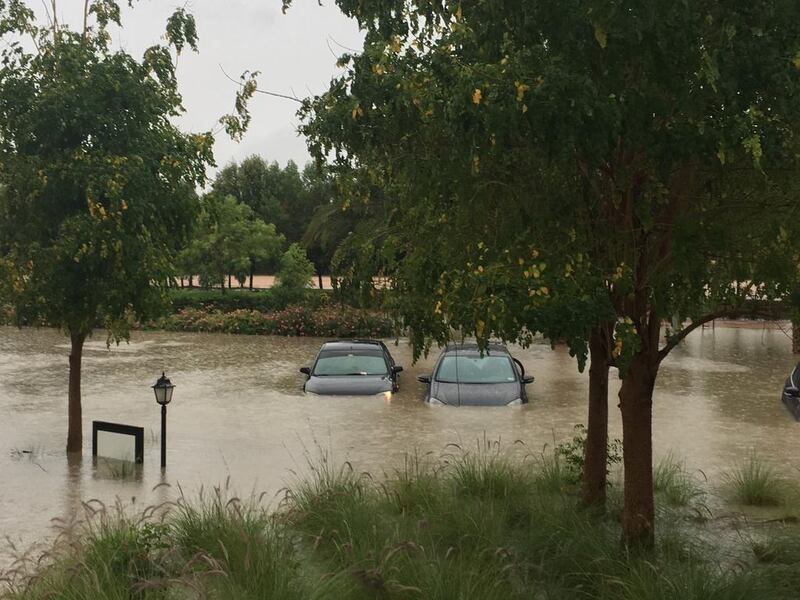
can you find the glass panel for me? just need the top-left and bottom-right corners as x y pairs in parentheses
(435, 355), (517, 384)
(313, 351), (388, 376)
(96, 430), (137, 462)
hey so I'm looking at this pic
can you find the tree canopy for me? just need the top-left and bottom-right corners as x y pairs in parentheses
(291, 0), (800, 545)
(0, 0), (250, 452)
(177, 195), (283, 290)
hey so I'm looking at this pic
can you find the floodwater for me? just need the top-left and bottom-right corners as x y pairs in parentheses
(0, 324), (797, 559)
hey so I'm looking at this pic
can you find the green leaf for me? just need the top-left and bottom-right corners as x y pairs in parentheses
(593, 23), (607, 49)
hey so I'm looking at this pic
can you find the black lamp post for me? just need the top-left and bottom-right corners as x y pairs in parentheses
(152, 372), (175, 469)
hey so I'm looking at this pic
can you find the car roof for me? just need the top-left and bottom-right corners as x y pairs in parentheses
(321, 340), (386, 352)
(443, 342), (510, 355)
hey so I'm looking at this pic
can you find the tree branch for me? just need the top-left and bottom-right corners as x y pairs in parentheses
(219, 65), (303, 104)
(83, 0), (89, 38)
(657, 312), (724, 363)
(654, 306), (783, 363)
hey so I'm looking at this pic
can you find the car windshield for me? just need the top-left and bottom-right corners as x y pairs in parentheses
(313, 350), (388, 376)
(435, 355), (516, 384)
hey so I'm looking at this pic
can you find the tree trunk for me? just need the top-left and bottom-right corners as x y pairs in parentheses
(189, 275), (194, 288)
(66, 332), (86, 454)
(228, 274), (232, 289)
(249, 258), (255, 291)
(793, 317), (800, 354)
(582, 326), (609, 509)
(318, 272), (323, 290)
(618, 353), (658, 548)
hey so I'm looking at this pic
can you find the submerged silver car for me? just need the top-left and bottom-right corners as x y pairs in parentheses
(417, 343), (534, 406)
(301, 340), (403, 395)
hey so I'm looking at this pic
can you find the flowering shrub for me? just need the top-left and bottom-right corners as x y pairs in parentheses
(156, 305), (396, 338)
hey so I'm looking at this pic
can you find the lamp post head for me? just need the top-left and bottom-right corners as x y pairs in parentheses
(152, 372), (175, 406)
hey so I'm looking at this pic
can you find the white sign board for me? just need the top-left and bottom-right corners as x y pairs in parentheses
(92, 421), (144, 463)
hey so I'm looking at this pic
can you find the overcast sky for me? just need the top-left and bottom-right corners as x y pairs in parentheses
(30, 1), (363, 172)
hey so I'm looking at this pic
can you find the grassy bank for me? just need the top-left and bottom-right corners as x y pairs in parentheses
(4, 448), (800, 599)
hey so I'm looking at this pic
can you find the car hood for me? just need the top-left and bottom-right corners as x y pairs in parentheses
(305, 375), (393, 396)
(430, 381), (521, 406)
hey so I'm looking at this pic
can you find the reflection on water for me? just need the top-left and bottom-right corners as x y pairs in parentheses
(0, 324), (797, 556)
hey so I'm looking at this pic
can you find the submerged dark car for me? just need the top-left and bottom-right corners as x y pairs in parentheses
(781, 363), (800, 420)
(417, 343), (534, 406)
(301, 340), (403, 395)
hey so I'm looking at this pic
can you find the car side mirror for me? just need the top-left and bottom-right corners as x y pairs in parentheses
(522, 375), (535, 385)
(392, 365), (404, 374)
(300, 366), (311, 375)
(417, 374), (431, 384)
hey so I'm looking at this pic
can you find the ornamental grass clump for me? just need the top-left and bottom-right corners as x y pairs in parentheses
(723, 451), (788, 507)
(169, 484), (304, 599)
(653, 452), (705, 507)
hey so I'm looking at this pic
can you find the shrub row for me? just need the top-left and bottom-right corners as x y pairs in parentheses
(168, 287), (332, 313)
(156, 305), (396, 338)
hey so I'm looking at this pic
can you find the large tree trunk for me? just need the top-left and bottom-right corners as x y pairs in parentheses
(793, 317), (800, 354)
(249, 258), (255, 291)
(618, 353), (658, 548)
(582, 326), (609, 509)
(188, 275), (194, 288)
(66, 332), (86, 454)
(318, 272), (323, 290)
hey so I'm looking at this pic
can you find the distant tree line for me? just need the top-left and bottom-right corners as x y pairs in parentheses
(175, 156), (358, 292)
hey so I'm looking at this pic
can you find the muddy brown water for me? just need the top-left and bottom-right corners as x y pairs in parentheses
(0, 324), (798, 560)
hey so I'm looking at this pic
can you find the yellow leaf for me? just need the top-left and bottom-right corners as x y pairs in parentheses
(472, 88), (482, 105)
(522, 104), (528, 114)
(593, 23), (607, 49)
(351, 105), (363, 119)
(514, 80), (529, 102)
(455, 4), (462, 21)
(476, 319), (485, 338)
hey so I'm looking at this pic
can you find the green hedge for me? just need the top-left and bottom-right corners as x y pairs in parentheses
(168, 287), (332, 313)
(156, 305), (396, 337)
